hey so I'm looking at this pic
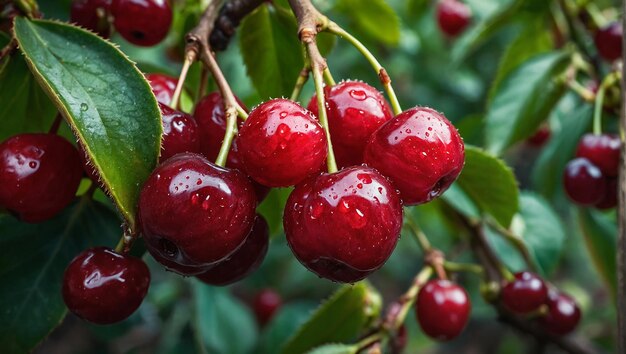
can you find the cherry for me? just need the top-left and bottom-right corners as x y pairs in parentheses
(70, 0), (111, 38)
(0, 133), (83, 223)
(158, 103), (200, 161)
(364, 107), (465, 205)
(62, 247), (150, 324)
(596, 177), (617, 210)
(196, 214), (269, 286)
(501, 271), (548, 314)
(390, 325), (408, 353)
(575, 133), (620, 177)
(253, 289), (282, 326)
(138, 153), (256, 267)
(563, 158), (607, 206)
(284, 166), (403, 283)
(146, 243), (207, 276)
(238, 98), (328, 187)
(539, 289), (581, 336)
(146, 73), (177, 105)
(416, 279), (471, 341)
(436, 0), (472, 38)
(527, 125), (551, 147)
(594, 22), (623, 62)
(307, 81), (393, 168)
(111, 0), (172, 47)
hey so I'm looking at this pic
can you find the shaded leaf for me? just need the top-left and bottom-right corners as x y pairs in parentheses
(578, 208), (617, 296)
(335, 0), (400, 46)
(13, 18), (162, 229)
(0, 198), (121, 353)
(257, 302), (318, 354)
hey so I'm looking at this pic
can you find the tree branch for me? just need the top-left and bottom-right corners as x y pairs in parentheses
(209, 0), (266, 51)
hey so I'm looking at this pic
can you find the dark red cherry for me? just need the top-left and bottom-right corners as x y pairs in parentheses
(0, 133), (83, 223)
(111, 0), (172, 46)
(539, 289), (581, 335)
(138, 153), (256, 266)
(253, 289), (282, 325)
(307, 81), (393, 168)
(146, 73), (177, 105)
(596, 177), (617, 210)
(158, 103), (200, 161)
(284, 166), (403, 283)
(238, 99), (328, 187)
(62, 247), (150, 324)
(197, 215), (269, 286)
(594, 22), (623, 62)
(436, 0), (472, 38)
(527, 125), (551, 147)
(563, 158), (607, 206)
(70, 0), (112, 37)
(501, 271), (548, 314)
(416, 279), (471, 341)
(575, 133), (620, 177)
(147, 243), (207, 276)
(364, 107), (465, 205)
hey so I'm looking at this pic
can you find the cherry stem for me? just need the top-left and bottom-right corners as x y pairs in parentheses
(290, 66), (311, 102)
(403, 212), (432, 252)
(485, 218), (537, 272)
(385, 266), (433, 330)
(323, 67), (336, 86)
(48, 113), (63, 134)
(443, 261), (484, 276)
(593, 71), (621, 135)
(325, 23), (402, 116)
(171, 52), (195, 110)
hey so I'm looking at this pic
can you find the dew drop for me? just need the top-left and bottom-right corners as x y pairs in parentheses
(29, 161), (37, 169)
(349, 89), (367, 101)
(80, 103), (88, 111)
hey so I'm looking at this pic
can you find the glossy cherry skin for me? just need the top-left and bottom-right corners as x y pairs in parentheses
(138, 153), (256, 267)
(594, 22), (623, 62)
(62, 247), (150, 324)
(416, 279), (471, 341)
(563, 158), (607, 206)
(575, 133), (620, 177)
(284, 166), (403, 283)
(596, 177), (617, 210)
(436, 0), (472, 38)
(158, 103), (201, 161)
(501, 272), (548, 314)
(539, 290), (581, 336)
(364, 107), (465, 205)
(253, 289), (282, 326)
(238, 99), (327, 187)
(307, 81), (393, 168)
(196, 214), (269, 286)
(146, 73), (177, 105)
(0, 134), (83, 223)
(111, 0), (172, 46)
(70, 0), (112, 37)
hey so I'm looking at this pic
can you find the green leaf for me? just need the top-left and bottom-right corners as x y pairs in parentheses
(488, 17), (553, 102)
(13, 18), (162, 229)
(485, 52), (570, 155)
(240, 4), (304, 99)
(257, 302), (318, 354)
(578, 209), (617, 296)
(455, 146), (519, 227)
(531, 96), (593, 200)
(335, 0), (400, 46)
(281, 282), (381, 354)
(0, 198), (121, 353)
(193, 281), (258, 354)
(306, 343), (359, 354)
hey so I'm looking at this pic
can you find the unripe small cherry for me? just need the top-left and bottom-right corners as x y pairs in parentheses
(563, 158), (607, 206)
(501, 271), (548, 314)
(416, 279), (471, 341)
(436, 0), (472, 38)
(253, 289), (282, 326)
(62, 247), (150, 324)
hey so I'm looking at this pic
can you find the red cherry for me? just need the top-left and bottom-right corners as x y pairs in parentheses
(146, 243), (207, 276)
(390, 325), (408, 353)
(284, 166), (403, 283)
(575, 133), (620, 177)
(62, 247), (150, 324)
(416, 279), (471, 341)
(70, 0), (112, 37)
(527, 125), (551, 147)
(501, 272), (548, 314)
(436, 0), (472, 38)
(238, 99), (328, 187)
(0, 133), (83, 223)
(253, 289), (282, 325)
(596, 177), (617, 210)
(364, 107), (465, 205)
(563, 158), (607, 206)
(158, 103), (201, 161)
(146, 73), (177, 105)
(197, 215), (269, 286)
(138, 153), (256, 267)
(111, 0), (172, 46)
(539, 289), (581, 336)
(594, 22), (623, 62)
(307, 81), (393, 168)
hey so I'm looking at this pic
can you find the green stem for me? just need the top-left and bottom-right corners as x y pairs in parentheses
(171, 52), (195, 109)
(593, 72), (621, 135)
(404, 211), (432, 252)
(114, 235), (125, 253)
(444, 261), (485, 276)
(323, 67), (336, 86)
(325, 23), (402, 115)
(390, 266), (433, 330)
(290, 66), (311, 102)
(486, 219), (537, 272)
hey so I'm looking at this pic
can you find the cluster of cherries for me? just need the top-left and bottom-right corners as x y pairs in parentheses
(563, 133), (619, 209)
(70, 0), (172, 46)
